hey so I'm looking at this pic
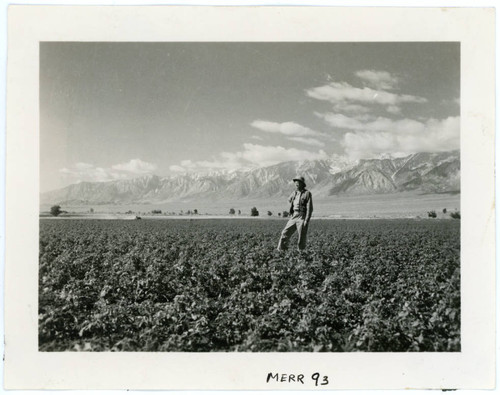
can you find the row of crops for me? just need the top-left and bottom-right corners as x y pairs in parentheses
(39, 218), (460, 351)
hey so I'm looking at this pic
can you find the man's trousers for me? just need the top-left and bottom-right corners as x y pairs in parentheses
(277, 215), (309, 251)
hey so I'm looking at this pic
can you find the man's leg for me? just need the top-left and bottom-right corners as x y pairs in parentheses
(277, 218), (297, 251)
(297, 219), (308, 251)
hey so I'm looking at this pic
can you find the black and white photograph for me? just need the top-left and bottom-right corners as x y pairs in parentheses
(4, 5), (495, 391)
(38, 41), (461, 353)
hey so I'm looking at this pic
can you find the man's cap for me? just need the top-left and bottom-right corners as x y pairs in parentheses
(293, 176), (306, 187)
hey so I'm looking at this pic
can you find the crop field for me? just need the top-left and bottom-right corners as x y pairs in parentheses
(39, 218), (460, 352)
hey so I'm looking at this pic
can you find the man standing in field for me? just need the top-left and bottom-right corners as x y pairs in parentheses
(277, 176), (313, 252)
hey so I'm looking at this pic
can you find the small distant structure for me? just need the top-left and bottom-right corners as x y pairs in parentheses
(135, 216), (142, 220)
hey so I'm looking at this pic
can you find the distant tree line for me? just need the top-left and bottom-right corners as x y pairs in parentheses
(428, 208), (460, 219)
(50, 205), (62, 217)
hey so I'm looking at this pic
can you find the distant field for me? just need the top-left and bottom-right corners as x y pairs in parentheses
(40, 192), (460, 219)
(39, 218), (460, 352)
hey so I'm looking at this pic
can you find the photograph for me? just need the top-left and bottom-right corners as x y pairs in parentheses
(38, 41), (461, 352)
(4, 5), (495, 391)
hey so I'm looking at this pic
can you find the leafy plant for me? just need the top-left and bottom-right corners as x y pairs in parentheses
(450, 211), (461, 219)
(50, 205), (62, 217)
(39, 218), (460, 352)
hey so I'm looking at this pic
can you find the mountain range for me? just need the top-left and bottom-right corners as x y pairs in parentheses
(41, 151), (460, 206)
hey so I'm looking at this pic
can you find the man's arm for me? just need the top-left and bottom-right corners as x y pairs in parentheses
(305, 192), (313, 223)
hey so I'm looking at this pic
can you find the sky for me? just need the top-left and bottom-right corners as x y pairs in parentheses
(40, 42), (460, 192)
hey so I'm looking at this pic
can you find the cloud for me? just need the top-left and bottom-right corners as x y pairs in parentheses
(74, 162), (94, 170)
(306, 82), (426, 112)
(251, 120), (325, 137)
(60, 165), (126, 184)
(112, 159), (157, 174)
(331, 103), (372, 115)
(251, 135), (264, 141)
(288, 137), (325, 147)
(169, 165), (186, 172)
(181, 160), (195, 167)
(317, 112), (428, 134)
(355, 70), (399, 90)
(250, 120), (330, 148)
(441, 97), (460, 107)
(237, 144), (328, 165)
(316, 112), (366, 130)
(335, 116), (460, 160)
(59, 159), (158, 184)
(170, 143), (329, 173)
(386, 105), (402, 115)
